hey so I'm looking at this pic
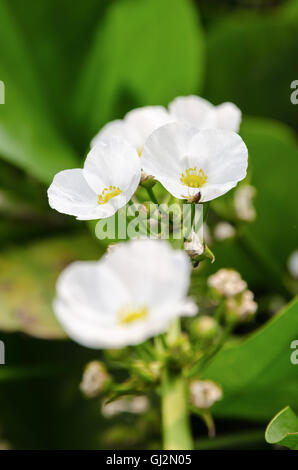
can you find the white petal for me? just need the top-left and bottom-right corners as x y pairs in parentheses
(91, 106), (171, 153)
(216, 102), (242, 132)
(102, 239), (192, 311)
(83, 136), (141, 214)
(142, 122), (198, 181)
(47, 169), (101, 220)
(124, 106), (171, 151)
(188, 128), (248, 199)
(91, 120), (134, 148)
(53, 240), (195, 349)
(169, 95), (216, 129)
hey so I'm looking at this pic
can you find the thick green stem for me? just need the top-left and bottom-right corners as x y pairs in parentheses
(161, 368), (193, 450)
(161, 320), (193, 450)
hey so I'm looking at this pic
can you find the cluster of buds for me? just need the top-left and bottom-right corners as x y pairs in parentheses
(208, 268), (257, 322)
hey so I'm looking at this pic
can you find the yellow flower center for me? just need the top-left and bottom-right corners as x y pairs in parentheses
(180, 167), (207, 188)
(137, 146), (143, 157)
(118, 304), (148, 325)
(98, 186), (122, 205)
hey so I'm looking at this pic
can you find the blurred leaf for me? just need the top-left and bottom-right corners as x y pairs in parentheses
(265, 406), (298, 450)
(0, 233), (103, 339)
(75, 0), (205, 139)
(204, 9), (298, 130)
(202, 116), (298, 296)
(240, 117), (298, 281)
(0, 0), (78, 183)
(6, 0), (109, 146)
(203, 297), (298, 421)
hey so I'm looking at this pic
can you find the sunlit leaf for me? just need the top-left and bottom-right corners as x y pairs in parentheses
(265, 406), (298, 450)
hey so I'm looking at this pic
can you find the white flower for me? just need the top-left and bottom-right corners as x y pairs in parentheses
(208, 268), (247, 297)
(53, 239), (197, 349)
(47, 137), (141, 220)
(214, 222), (236, 241)
(169, 96), (241, 133)
(288, 250), (298, 278)
(142, 123), (248, 202)
(190, 380), (223, 409)
(79, 361), (109, 398)
(234, 184), (256, 222)
(226, 289), (257, 320)
(91, 106), (171, 156)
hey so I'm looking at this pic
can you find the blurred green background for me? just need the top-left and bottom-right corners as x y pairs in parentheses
(0, 0), (298, 450)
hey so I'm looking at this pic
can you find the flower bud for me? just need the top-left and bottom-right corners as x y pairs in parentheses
(80, 361), (110, 398)
(140, 171), (156, 188)
(184, 229), (204, 258)
(101, 396), (149, 418)
(208, 269), (247, 297)
(190, 316), (220, 342)
(225, 289), (257, 322)
(214, 222), (236, 241)
(234, 184), (256, 222)
(288, 250), (298, 279)
(131, 360), (160, 383)
(190, 380), (222, 410)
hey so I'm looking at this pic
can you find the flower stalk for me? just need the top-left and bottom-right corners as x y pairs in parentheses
(161, 319), (193, 450)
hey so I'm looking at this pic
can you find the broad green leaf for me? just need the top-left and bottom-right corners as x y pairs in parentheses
(6, 0), (109, 147)
(75, 0), (205, 139)
(0, 234), (103, 339)
(265, 406), (298, 450)
(0, 0), (78, 183)
(204, 9), (298, 130)
(203, 297), (298, 421)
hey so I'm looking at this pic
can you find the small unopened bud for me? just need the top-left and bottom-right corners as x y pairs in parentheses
(80, 361), (109, 398)
(140, 171), (156, 188)
(101, 396), (149, 418)
(131, 360), (160, 383)
(234, 185), (256, 222)
(191, 316), (220, 341)
(208, 269), (247, 297)
(214, 222), (236, 241)
(288, 250), (298, 279)
(190, 380), (222, 409)
(184, 229), (204, 258)
(225, 289), (257, 322)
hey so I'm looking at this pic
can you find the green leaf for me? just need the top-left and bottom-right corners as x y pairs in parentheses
(203, 297), (298, 421)
(202, 116), (298, 295)
(75, 0), (205, 139)
(0, 233), (103, 339)
(265, 406), (298, 450)
(204, 8), (298, 130)
(6, 0), (109, 147)
(240, 117), (298, 281)
(0, 0), (78, 183)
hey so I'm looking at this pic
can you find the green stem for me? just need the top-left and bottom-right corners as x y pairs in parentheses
(161, 320), (193, 450)
(146, 186), (159, 205)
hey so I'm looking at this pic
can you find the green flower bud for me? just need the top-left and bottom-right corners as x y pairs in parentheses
(191, 316), (220, 342)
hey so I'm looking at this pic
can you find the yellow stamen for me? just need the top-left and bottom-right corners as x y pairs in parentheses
(118, 304), (148, 325)
(180, 167), (207, 188)
(137, 146), (143, 158)
(98, 186), (122, 205)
